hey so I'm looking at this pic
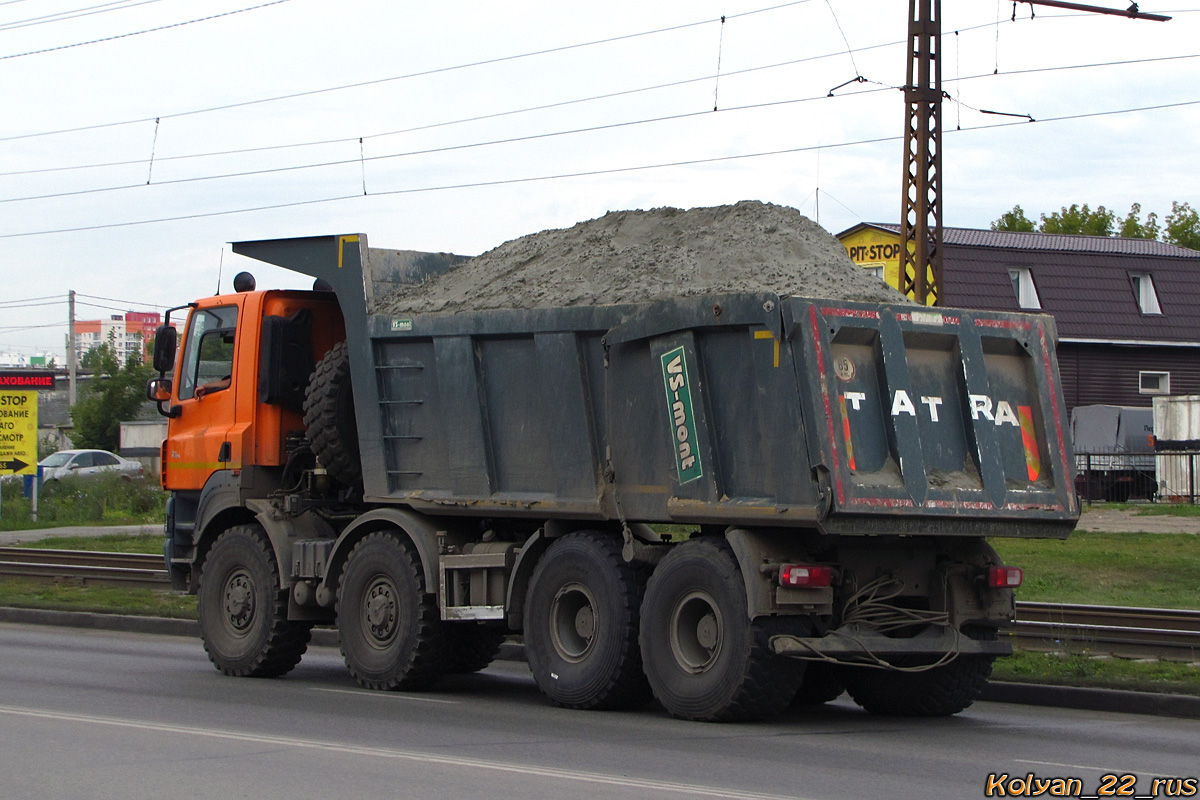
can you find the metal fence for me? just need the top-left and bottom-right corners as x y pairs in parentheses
(1075, 449), (1200, 504)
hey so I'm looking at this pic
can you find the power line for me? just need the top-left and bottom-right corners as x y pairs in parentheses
(4, 49), (1194, 206)
(0, 294), (64, 306)
(0, 0), (170, 32)
(0, 0), (295, 61)
(0, 1), (815, 140)
(2, 96), (1195, 241)
(75, 292), (168, 309)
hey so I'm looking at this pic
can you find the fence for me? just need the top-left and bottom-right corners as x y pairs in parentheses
(1074, 449), (1200, 504)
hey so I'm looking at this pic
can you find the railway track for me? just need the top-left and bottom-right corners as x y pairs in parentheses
(0, 547), (168, 590)
(0, 547), (1196, 661)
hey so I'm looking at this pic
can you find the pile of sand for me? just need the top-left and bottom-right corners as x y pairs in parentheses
(376, 200), (909, 313)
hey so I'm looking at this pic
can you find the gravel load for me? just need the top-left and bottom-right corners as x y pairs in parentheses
(375, 200), (910, 313)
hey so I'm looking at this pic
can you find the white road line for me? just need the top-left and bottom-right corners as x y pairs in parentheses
(0, 705), (810, 800)
(1015, 759), (1135, 773)
(309, 687), (460, 704)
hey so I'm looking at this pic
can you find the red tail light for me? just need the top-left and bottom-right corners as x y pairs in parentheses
(988, 565), (1023, 588)
(779, 564), (833, 588)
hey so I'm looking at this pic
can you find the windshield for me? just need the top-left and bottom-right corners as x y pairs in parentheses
(40, 452), (72, 467)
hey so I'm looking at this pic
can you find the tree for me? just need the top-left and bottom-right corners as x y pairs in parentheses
(1118, 203), (1159, 240)
(991, 205), (1036, 233)
(1039, 204), (1115, 236)
(70, 343), (154, 452)
(1164, 201), (1200, 251)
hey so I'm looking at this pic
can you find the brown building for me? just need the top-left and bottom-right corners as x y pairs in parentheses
(838, 224), (1200, 418)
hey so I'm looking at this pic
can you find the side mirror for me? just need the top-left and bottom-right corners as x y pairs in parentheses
(147, 377), (172, 403)
(152, 325), (177, 373)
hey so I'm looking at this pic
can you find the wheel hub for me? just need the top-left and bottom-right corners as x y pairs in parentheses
(549, 582), (598, 663)
(223, 569), (255, 633)
(670, 590), (723, 673)
(363, 578), (398, 646)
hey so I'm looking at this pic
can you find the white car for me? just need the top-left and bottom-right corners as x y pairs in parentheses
(38, 449), (145, 483)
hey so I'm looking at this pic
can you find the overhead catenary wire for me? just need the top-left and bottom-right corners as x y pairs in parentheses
(0, 0), (295, 61)
(2, 96), (1196, 241)
(0, 0), (816, 141)
(5, 49), (1194, 206)
(0, 0), (171, 32)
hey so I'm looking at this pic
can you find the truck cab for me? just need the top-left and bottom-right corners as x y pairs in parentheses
(150, 278), (344, 586)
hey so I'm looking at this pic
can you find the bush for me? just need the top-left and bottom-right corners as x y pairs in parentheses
(0, 473), (166, 530)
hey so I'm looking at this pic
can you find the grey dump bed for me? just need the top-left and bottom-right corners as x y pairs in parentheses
(235, 233), (1078, 539)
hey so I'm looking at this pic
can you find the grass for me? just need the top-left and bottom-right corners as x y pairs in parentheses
(0, 473), (166, 531)
(991, 650), (1200, 697)
(0, 577), (196, 618)
(18, 533), (166, 554)
(992, 530), (1200, 608)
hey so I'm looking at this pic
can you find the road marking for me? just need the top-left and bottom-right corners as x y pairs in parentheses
(0, 705), (810, 800)
(309, 687), (460, 704)
(1016, 759), (1136, 773)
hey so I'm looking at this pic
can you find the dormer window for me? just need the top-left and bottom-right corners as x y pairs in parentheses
(1008, 267), (1041, 309)
(1130, 273), (1162, 315)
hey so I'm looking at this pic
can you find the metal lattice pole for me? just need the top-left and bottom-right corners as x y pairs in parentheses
(900, 0), (943, 307)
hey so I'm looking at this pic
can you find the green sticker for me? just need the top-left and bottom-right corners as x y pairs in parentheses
(660, 346), (703, 484)
(391, 318), (413, 332)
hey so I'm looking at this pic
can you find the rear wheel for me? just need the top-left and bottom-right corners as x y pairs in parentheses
(443, 624), (507, 674)
(337, 531), (446, 690)
(843, 655), (995, 717)
(524, 531), (651, 710)
(639, 538), (802, 722)
(197, 524), (312, 678)
(790, 662), (846, 707)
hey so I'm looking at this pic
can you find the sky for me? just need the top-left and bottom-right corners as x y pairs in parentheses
(1, 0), (1197, 362)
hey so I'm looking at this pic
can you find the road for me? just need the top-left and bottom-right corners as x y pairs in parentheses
(1, 623), (1197, 800)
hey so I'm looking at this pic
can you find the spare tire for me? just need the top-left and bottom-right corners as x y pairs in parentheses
(303, 341), (362, 487)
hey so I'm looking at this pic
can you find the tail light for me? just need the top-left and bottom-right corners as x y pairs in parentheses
(987, 565), (1023, 588)
(779, 564), (833, 588)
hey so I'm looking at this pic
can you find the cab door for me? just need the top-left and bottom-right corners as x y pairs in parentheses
(164, 302), (243, 491)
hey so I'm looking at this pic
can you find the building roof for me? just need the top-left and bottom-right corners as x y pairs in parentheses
(848, 223), (1200, 258)
(838, 223), (1200, 344)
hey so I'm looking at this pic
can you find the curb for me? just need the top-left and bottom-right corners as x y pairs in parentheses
(4, 607), (1199, 719)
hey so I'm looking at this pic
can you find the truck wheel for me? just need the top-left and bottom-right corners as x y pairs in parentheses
(337, 531), (446, 690)
(524, 531), (651, 710)
(442, 624), (507, 674)
(790, 662), (846, 707)
(197, 525), (312, 678)
(304, 341), (362, 488)
(639, 538), (802, 722)
(843, 655), (995, 717)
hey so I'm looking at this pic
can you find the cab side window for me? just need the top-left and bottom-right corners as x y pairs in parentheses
(178, 306), (239, 400)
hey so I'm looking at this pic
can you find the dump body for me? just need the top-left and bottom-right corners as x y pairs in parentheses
(234, 233), (1078, 539)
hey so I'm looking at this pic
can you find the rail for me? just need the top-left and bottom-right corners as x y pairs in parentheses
(0, 548), (1196, 661)
(1006, 601), (1200, 662)
(0, 547), (168, 590)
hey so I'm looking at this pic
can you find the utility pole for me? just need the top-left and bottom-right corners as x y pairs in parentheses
(900, 1), (1168, 306)
(900, 0), (942, 307)
(67, 290), (77, 406)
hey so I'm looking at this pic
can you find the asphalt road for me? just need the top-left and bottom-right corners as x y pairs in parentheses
(2, 623), (1197, 800)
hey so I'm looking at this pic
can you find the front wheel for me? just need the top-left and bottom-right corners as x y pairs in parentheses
(197, 524), (312, 677)
(639, 538), (802, 722)
(337, 531), (446, 690)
